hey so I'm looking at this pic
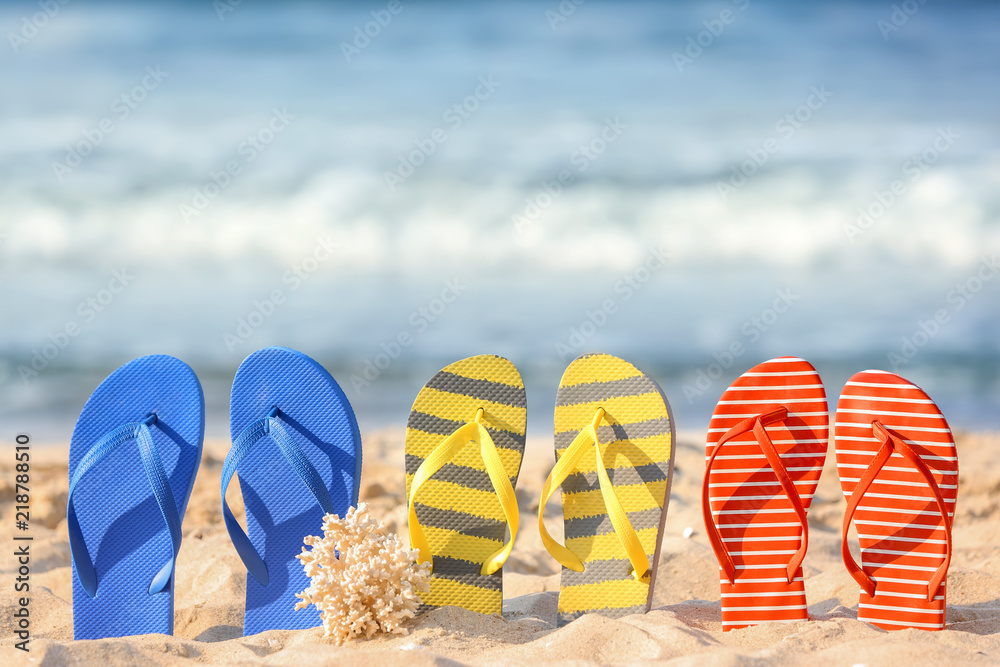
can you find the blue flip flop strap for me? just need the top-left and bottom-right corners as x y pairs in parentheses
(68, 416), (182, 598)
(221, 411), (335, 587)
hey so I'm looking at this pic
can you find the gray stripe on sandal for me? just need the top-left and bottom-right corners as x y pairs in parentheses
(425, 371), (527, 408)
(411, 502), (507, 541)
(429, 555), (502, 592)
(554, 417), (672, 449)
(561, 558), (636, 588)
(558, 605), (646, 624)
(407, 412), (526, 452)
(556, 375), (659, 406)
(562, 462), (670, 495)
(563, 506), (665, 540)
(405, 454), (517, 493)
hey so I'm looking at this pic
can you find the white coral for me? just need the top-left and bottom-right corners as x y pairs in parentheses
(295, 502), (430, 645)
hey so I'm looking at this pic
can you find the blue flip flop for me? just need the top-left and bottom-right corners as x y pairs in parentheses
(223, 346), (362, 635)
(68, 355), (204, 640)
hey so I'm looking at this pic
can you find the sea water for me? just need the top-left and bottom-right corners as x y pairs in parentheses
(1, 0), (997, 440)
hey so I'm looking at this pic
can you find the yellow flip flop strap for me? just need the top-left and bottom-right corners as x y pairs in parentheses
(408, 408), (520, 576)
(538, 408), (651, 583)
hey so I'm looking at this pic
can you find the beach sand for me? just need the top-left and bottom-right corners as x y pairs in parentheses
(3, 428), (1000, 665)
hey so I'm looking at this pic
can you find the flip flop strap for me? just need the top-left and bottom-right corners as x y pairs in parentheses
(702, 406), (809, 584)
(68, 414), (182, 598)
(408, 408), (519, 576)
(538, 408), (652, 583)
(841, 420), (953, 602)
(221, 407), (335, 587)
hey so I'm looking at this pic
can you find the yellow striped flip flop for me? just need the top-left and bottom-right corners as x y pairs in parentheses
(539, 353), (675, 626)
(405, 355), (526, 615)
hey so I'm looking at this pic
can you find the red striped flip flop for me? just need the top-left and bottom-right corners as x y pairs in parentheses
(835, 370), (957, 631)
(702, 356), (829, 631)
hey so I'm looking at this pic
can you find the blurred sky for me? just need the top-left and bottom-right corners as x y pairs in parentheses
(1, 0), (998, 440)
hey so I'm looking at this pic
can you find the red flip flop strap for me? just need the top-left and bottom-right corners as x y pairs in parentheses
(877, 422), (953, 602)
(751, 417), (811, 581)
(841, 421), (953, 602)
(703, 406), (806, 584)
(703, 416), (755, 583)
(840, 439), (891, 596)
